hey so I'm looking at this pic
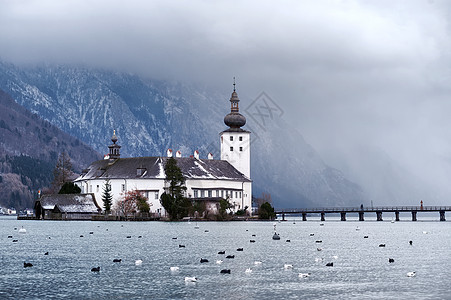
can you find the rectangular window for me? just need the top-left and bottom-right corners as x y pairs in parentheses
(230, 136), (233, 141)
(89, 185), (92, 193)
(121, 184), (125, 192)
(201, 190), (205, 198)
(208, 190), (212, 198)
(221, 190), (224, 198)
(96, 185), (99, 193)
(155, 191), (159, 200)
(216, 190), (219, 197)
(239, 136), (243, 141)
(194, 190), (198, 198)
(235, 192), (238, 198)
(239, 192), (242, 198)
(239, 147), (243, 151)
(230, 147), (233, 151)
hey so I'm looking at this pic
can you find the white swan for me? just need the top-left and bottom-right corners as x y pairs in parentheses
(315, 257), (323, 262)
(135, 259), (143, 265)
(407, 271), (416, 277)
(18, 227), (26, 234)
(284, 264), (293, 269)
(298, 273), (310, 278)
(185, 276), (197, 282)
(216, 260), (223, 264)
(254, 261), (262, 265)
(333, 255), (338, 260)
(170, 266), (179, 272)
(245, 268), (252, 273)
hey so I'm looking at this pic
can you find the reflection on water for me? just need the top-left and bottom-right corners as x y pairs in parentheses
(0, 216), (449, 299)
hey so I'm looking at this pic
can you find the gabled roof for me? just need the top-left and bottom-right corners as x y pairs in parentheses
(36, 194), (100, 213)
(75, 157), (251, 182)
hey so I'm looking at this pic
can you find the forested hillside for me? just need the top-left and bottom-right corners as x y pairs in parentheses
(0, 89), (101, 209)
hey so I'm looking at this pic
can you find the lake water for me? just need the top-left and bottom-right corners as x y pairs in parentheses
(0, 216), (449, 299)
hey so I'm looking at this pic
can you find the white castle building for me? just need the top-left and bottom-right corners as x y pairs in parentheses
(74, 86), (252, 215)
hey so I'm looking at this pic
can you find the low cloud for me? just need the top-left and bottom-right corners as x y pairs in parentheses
(2, 0), (451, 202)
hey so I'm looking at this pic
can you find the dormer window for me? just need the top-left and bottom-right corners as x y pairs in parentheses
(136, 167), (146, 176)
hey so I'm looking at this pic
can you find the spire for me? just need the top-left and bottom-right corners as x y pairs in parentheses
(230, 78), (240, 113)
(111, 129), (118, 144)
(224, 79), (246, 129)
(108, 130), (121, 159)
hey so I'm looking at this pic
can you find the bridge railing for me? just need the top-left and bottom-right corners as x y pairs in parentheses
(276, 206), (451, 213)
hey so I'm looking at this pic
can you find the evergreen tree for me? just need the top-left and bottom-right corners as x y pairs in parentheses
(258, 202), (276, 220)
(160, 157), (190, 220)
(164, 157), (187, 198)
(102, 179), (113, 213)
(218, 197), (233, 220)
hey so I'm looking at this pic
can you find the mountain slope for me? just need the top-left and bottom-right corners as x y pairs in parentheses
(0, 62), (365, 208)
(0, 89), (101, 209)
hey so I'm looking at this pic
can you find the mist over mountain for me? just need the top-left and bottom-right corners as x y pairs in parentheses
(0, 61), (367, 208)
(0, 88), (101, 209)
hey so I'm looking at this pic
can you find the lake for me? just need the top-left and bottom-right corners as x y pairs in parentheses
(0, 216), (449, 299)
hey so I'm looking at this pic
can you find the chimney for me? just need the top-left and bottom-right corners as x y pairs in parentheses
(176, 150), (182, 158)
(167, 149), (173, 157)
(208, 153), (213, 160)
(194, 150), (199, 159)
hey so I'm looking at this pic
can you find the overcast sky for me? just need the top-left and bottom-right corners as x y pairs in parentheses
(2, 0), (451, 197)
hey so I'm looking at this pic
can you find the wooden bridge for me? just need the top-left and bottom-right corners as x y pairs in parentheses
(275, 206), (451, 221)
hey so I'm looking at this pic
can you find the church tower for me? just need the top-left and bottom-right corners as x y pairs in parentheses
(220, 81), (251, 178)
(108, 130), (121, 160)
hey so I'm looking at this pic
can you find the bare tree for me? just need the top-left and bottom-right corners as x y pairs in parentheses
(50, 152), (74, 193)
(254, 192), (272, 209)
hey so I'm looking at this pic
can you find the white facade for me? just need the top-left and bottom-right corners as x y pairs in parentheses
(220, 131), (251, 178)
(77, 173), (252, 215)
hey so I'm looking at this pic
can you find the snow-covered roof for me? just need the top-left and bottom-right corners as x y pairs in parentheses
(36, 194), (100, 213)
(75, 157), (251, 182)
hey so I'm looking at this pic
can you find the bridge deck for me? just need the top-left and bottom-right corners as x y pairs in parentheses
(276, 206), (451, 214)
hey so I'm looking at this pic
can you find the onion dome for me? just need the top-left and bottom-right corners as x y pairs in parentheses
(224, 83), (246, 128)
(224, 112), (246, 128)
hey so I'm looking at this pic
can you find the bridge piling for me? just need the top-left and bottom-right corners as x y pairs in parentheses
(282, 213), (285, 221)
(395, 211), (400, 221)
(359, 212), (364, 221)
(340, 212), (346, 221)
(320, 212), (325, 222)
(302, 213), (307, 221)
(412, 211), (417, 221)
(440, 211), (446, 221)
(376, 211), (383, 221)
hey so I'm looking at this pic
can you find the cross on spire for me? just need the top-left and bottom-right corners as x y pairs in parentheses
(233, 77), (236, 92)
